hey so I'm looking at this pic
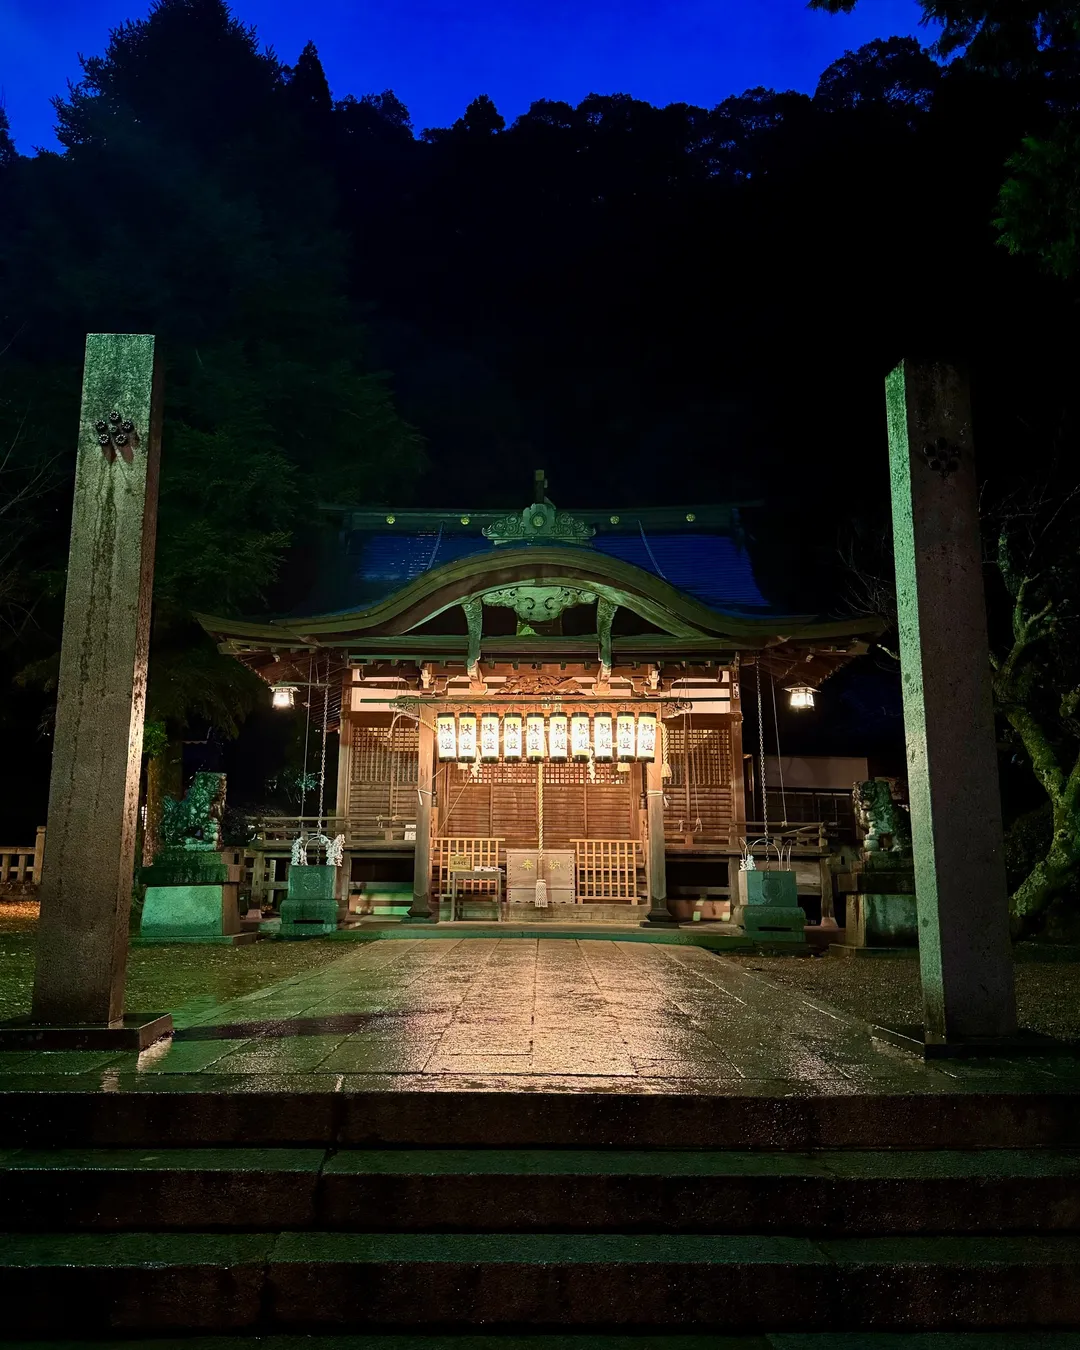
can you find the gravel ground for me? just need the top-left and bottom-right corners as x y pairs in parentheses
(0, 901), (345, 1021)
(732, 950), (1080, 1042)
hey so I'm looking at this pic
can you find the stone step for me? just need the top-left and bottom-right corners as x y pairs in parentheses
(17, 1337), (1080, 1350)
(4, 1147), (1080, 1236)
(2, 1086), (1079, 1150)
(3, 1231), (1080, 1334)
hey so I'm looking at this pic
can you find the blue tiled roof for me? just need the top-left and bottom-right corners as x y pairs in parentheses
(592, 533), (768, 610)
(330, 526), (770, 615)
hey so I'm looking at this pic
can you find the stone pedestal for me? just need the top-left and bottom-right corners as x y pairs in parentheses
(887, 359), (1017, 1043)
(138, 848), (253, 945)
(280, 865), (338, 938)
(842, 853), (918, 951)
(139, 885), (251, 945)
(733, 868), (806, 945)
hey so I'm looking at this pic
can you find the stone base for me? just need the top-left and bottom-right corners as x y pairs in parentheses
(734, 904), (807, 943)
(847, 891), (918, 949)
(279, 898), (338, 938)
(136, 933), (257, 946)
(0, 1013), (173, 1052)
(870, 1022), (1070, 1059)
(830, 942), (918, 959)
(140, 883), (242, 942)
(141, 846), (228, 887)
(640, 903), (680, 926)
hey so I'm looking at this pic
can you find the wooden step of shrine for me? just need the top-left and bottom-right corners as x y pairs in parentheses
(3, 1147), (1080, 1235)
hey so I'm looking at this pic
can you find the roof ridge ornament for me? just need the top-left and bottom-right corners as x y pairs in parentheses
(483, 472), (596, 547)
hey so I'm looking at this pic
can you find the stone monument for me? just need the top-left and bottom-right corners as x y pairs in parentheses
(139, 773), (253, 944)
(885, 359), (1017, 1046)
(0, 334), (172, 1050)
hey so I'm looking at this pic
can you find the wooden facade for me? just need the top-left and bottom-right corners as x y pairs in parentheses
(198, 486), (881, 918)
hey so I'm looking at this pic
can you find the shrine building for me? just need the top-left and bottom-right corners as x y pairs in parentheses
(197, 475), (881, 923)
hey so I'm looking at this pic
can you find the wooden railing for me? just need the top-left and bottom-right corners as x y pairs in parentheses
(664, 821), (830, 852)
(433, 838), (503, 897)
(1, 827), (46, 888)
(249, 814), (415, 845)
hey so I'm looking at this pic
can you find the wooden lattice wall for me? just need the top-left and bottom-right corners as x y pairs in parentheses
(435, 759), (637, 847)
(347, 716), (419, 828)
(662, 717), (737, 842)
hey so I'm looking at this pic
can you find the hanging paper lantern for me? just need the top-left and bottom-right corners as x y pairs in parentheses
(616, 713), (636, 761)
(571, 713), (591, 760)
(503, 714), (523, 759)
(458, 713), (478, 761)
(636, 712), (658, 760)
(594, 714), (613, 761)
(436, 713), (457, 761)
(480, 714), (500, 760)
(549, 714), (568, 760)
(526, 714), (546, 759)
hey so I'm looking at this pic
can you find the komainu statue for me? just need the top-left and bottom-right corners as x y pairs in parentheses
(161, 772), (227, 852)
(853, 778), (912, 855)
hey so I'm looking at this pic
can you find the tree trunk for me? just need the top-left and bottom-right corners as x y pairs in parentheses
(142, 739), (183, 866)
(1009, 801), (1080, 939)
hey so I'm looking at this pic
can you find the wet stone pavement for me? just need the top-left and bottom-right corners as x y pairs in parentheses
(3, 938), (1080, 1093)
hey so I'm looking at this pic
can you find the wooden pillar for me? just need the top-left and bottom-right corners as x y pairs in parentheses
(642, 750), (676, 925)
(335, 674), (353, 818)
(25, 334), (170, 1042)
(729, 670), (747, 840)
(887, 359), (1016, 1044)
(404, 714), (436, 922)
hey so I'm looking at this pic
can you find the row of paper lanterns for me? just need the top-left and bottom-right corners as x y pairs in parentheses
(436, 712), (658, 763)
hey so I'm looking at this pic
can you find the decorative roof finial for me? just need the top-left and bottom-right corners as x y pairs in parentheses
(483, 472), (596, 547)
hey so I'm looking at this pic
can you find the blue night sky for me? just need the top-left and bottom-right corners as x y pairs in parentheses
(2, 0), (930, 154)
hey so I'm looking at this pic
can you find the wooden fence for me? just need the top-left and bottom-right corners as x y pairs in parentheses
(433, 837), (504, 897)
(573, 839), (641, 900)
(0, 827), (46, 889)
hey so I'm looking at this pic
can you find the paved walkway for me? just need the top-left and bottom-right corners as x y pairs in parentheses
(2, 939), (1079, 1093)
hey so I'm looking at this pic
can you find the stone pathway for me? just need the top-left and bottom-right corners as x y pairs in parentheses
(3, 938), (1080, 1093)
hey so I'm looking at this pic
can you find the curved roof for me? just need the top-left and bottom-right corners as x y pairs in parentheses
(341, 529), (770, 614)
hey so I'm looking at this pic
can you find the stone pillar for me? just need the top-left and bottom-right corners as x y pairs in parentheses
(642, 751), (676, 925)
(886, 359), (1017, 1043)
(25, 334), (171, 1044)
(404, 714), (436, 922)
